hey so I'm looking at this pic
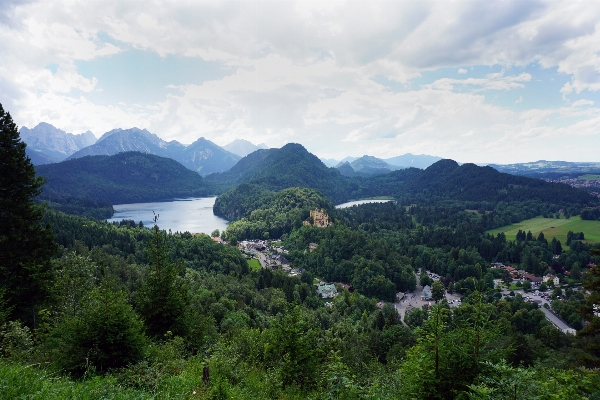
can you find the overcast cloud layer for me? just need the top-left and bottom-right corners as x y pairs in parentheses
(1, 0), (599, 163)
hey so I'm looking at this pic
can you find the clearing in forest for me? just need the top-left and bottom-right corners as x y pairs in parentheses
(247, 258), (262, 271)
(486, 215), (600, 244)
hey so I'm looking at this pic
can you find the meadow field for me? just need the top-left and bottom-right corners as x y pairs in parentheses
(247, 258), (262, 271)
(486, 215), (600, 244)
(579, 174), (600, 180)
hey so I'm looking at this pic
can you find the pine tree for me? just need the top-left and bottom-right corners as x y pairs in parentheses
(136, 214), (189, 338)
(54, 281), (146, 375)
(0, 103), (56, 324)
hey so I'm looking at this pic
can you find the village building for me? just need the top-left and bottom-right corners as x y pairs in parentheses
(317, 283), (338, 299)
(238, 240), (267, 254)
(524, 274), (543, 286)
(545, 274), (560, 286)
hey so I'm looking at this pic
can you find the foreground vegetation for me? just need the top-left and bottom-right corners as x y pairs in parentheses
(3, 102), (600, 399)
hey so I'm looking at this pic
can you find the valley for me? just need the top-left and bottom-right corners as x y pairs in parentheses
(4, 110), (600, 399)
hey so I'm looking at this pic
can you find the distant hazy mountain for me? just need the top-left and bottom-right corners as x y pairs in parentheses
(36, 151), (213, 205)
(335, 155), (402, 176)
(68, 127), (184, 160)
(330, 153), (441, 173)
(20, 122), (96, 163)
(351, 155), (402, 172)
(339, 156), (359, 164)
(179, 137), (241, 175)
(68, 128), (239, 175)
(223, 139), (268, 157)
(384, 153), (443, 169)
(488, 160), (600, 177)
(320, 158), (339, 168)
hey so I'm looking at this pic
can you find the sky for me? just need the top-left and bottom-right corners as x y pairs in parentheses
(1, 1), (600, 164)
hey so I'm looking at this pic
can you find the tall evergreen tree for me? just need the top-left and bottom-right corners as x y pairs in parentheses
(0, 103), (56, 324)
(136, 214), (189, 338)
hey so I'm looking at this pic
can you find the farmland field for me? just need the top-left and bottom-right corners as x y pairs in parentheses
(579, 174), (600, 180)
(486, 215), (600, 244)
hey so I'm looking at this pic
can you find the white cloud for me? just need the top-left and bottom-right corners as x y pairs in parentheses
(425, 72), (531, 92)
(1, 0), (600, 163)
(572, 99), (594, 107)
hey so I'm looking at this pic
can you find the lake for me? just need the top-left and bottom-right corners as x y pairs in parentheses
(335, 199), (393, 209)
(107, 197), (229, 234)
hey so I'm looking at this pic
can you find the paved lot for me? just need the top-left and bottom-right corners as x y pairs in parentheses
(394, 285), (462, 324)
(500, 288), (574, 332)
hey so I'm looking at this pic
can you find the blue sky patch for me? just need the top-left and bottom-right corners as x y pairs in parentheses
(373, 63), (599, 112)
(75, 48), (231, 105)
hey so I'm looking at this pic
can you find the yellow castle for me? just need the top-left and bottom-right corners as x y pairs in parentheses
(304, 208), (331, 227)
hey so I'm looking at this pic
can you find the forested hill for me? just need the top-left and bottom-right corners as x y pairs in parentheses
(208, 147), (596, 210)
(205, 143), (358, 204)
(362, 159), (597, 206)
(36, 151), (214, 205)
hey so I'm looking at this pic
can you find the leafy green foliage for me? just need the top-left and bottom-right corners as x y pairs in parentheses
(223, 187), (333, 240)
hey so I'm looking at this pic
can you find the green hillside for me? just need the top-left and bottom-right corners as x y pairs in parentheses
(36, 151), (214, 205)
(206, 143), (359, 204)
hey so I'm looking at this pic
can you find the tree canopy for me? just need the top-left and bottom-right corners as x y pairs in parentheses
(0, 103), (56, 323)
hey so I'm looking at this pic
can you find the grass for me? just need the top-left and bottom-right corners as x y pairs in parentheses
(0, 358), (309, 400)
(486, 215), (600, 244)
(247, 259), (261, 272)
(508, 284), (522, 290)
(0, 361), (154, 399)
(578, 174), (600, 180)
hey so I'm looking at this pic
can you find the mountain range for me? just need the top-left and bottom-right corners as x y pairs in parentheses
(20, 122), (96, 164)
(323, 153), (443, 174)
(22, 123), (243, 176)
(489, 160), (600, 177)
(66, 128), (241, 176)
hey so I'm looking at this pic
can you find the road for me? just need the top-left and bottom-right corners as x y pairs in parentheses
(500, 288), (575, 333)
(256, 252), (268, 269)
(540, 307), (574, 332)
